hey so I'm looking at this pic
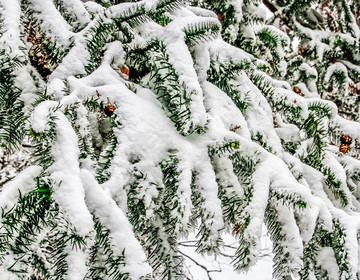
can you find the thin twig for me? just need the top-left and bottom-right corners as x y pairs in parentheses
(178, 243), (198, 248)
(178, 240), (197, 245)
(178, 249), (222, 280)
(218, 251), (234, 258)
(223, 244), (237, 250)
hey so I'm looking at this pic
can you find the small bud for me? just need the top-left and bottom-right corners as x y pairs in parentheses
(340, 134), (352, 145)
(217, 13), (225, 22)
(293, 86), (301, 93)
(230, 142), (239, 149)
(104, 104), (116, 117)
(299, 201), (307, 208)
(339, 143), (350, 153)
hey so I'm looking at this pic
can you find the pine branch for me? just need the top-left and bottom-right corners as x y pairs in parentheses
(184, 21), (220, 46)
(0, 52), (26, 154)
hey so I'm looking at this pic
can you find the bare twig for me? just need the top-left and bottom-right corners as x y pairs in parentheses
(178, 240), (198, 247)
(178, 240), (197, 244)
(223, 244), (237, 250)
(183, 262), (194, 280)
(178, 249), (222, 280)
(218, 251), (234, 258)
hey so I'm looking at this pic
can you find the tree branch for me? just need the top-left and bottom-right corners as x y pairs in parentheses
(262, 0), (278, 13)
(178, 249), (222, 280)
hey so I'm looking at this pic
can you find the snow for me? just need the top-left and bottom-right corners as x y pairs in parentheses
(103, 41), (126, 66)
(28, 0), (74, 45)
(187, 6), (218, 19)
(331, 115), (360, 141)
(29, 100), (59, 132)
(1, 0), (360, 279)
(0, 254), (20, 280)
(275, 87), (309, 119)
(30, 101), (94, 237)
(275, 119), (301, 143)
(106, 2), (144, 18)
(317, 247), (339, 279)
(0, 165), (42, 211)
(164, 36), (209, 127)
(61, 0), (91, 27)
(202, 81), (251, 139)
(15, 66), (44, 112)
(49, 40), (90, 82)
(173, 157), (194, 235)
(237, 72), (283, 155)
(181, 228), (274, 280)
(81, 169), (152, 279)
(65, 250), (89, 280)
(195, 158), (225, 234)
(47, 78), (67, 100)
(324, 62), (348, 85)
(0, 0), (25, 57)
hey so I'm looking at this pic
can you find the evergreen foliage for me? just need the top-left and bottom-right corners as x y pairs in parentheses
(0, 52), (25, 154)
(0, 0), (360, 279)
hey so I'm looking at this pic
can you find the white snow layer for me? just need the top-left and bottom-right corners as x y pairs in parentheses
(30, 101), (94, 236)
(28, 0), (74, 45)
(0, 166), (42, 211)
(0, 0), (25, 57)
(2, 0), (360, 279)
(81, 169), (152, 279)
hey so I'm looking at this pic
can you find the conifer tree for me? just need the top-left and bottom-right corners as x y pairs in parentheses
(0, 0), (359, 279)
